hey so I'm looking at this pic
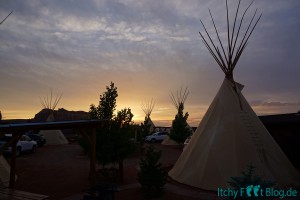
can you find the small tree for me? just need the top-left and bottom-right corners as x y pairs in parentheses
(140, 117), (151, 139)
(169, 87), (192, 144)
(90, 82), (118, 121)
(170, 103), (192, 144)
(80, 82), (135, 182)
(138, 145), (167, 199)
(110, 108), (135, 181)
(88, 82), (118, 167)
(228, 164), (275, 199)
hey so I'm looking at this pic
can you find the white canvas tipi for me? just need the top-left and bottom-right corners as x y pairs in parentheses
(161, 135), (178, 145)
(39, 90), (68, 145)
(169, 0), (300, 190)
(39, 114), (68, 145)
(141, 99), (155, 134)
(0, 155), (12, 188)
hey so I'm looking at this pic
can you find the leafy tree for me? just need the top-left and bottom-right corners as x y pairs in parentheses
(113, 108), (133, 128)
(80, 82), (135, 182)
(89, 82), (118, 121)
(169, 103), (192, 144)
(110, 108), (135, 181)
(138, 145), (167, 199)
(86, 82), (118, 167)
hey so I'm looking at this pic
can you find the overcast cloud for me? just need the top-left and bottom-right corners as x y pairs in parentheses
(0, 0), (299, 126)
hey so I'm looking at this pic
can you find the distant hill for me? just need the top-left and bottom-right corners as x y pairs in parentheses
(33, 108), (89, 122)
(0, 119), (31, 124)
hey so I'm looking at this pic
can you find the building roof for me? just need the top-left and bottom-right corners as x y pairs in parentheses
(259, 112), (300, 125)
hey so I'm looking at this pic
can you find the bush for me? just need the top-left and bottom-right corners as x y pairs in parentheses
(169, 103), (192, 144)
(228, 164), (275, 199)
(138, 145), (167, 199)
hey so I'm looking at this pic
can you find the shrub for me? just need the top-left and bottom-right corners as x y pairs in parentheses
(169, 103), (192, 144)
(228, 164), (275, 199)
(138, 145), (167, 199)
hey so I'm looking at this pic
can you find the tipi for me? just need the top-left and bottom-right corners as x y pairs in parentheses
(0, 132), (17, 188)
(141, 99), (155, 134)
(169, 0), (300, 190)
(38, 90), (68, 145)
(0, 111), (16, 187)
(161, 134), (178, 146)
(162, 87), (192, 145)
(0, 155), (15, 188)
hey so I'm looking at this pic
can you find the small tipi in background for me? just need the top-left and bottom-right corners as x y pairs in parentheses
(161, 133), (178, 146)
(0, 155), (14, 188)
(162, 87), (192, 145)
(141, 99), (156, 134)
(169, 0), (300, 190)
(0, 111), (17, 187)
(38, 90), (68, 145)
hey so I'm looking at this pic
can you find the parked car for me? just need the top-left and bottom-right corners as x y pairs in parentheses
(145, 131), (168, 143)
(0, 134), (37, 156)
(25, 132), (46, 147)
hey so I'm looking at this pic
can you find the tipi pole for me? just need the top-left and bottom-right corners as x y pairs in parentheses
(0, 11), (13, 25)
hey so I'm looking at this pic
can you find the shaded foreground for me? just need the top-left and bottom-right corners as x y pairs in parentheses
(14, 144), (90, 199)
(9, 143), (223, 199)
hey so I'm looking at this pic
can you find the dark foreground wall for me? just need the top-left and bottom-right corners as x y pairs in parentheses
(259, 113), (300, 167)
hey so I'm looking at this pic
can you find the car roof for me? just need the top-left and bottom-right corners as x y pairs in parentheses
(153, 131), (167, 134)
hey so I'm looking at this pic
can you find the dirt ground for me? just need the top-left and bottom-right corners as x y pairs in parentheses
(6, 142), (219, 200)
(13, 143), (91, 199)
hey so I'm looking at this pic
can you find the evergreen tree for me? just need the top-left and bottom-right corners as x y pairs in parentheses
(141, 117), (151, 138)
(169, 87), (192, 144)
(138, 145), (167, 199)
(110, 108), (135, 181)
(80, 82), (135, 182)
(169, 103), (192, 144)
(89, 82), (118, 121)
(88, 82), (119, 167)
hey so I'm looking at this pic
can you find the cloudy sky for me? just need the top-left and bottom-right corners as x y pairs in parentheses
(0, 0), (299, 126)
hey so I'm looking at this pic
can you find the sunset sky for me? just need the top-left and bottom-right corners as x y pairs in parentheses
(0, 0), (299, 126)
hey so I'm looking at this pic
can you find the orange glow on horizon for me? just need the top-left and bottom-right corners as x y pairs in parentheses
(1, 89), (298, 128)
